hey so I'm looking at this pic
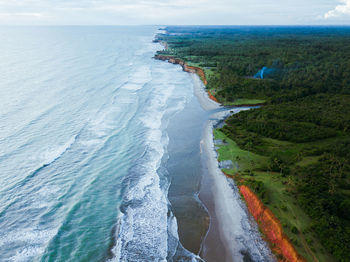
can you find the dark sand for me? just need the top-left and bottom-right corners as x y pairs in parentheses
(191, 75), (275, 262)
(165, 67), (275, 261)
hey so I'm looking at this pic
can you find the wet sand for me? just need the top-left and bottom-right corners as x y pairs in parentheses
(190, 74), (275, 262)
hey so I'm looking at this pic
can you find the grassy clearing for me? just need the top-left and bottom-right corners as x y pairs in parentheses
(296, 156), (321, 167)
(213, 129), (335, 262)
(203, 69), (216, 78)
(224, 98), (266, 106)
(252, 171), (334, 262)
(157, 51), (175, 56)
(186, 62), (201, 67)
(214, 129), (267, 174)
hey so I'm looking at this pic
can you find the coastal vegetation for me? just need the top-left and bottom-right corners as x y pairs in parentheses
(156, 26), (350, 262)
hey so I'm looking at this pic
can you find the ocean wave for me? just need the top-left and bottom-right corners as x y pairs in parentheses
(120, 65), (152, 91)
(0, 227), (58, 262)
(38, 136), (77, 166)
(111, 85), (170, 261)
(0, 134), (78, 214)
(130, 65), (152, 84)
(0, 102), (64, 160)
(109, 67), (201, 261)
(120, 83), (144, 91)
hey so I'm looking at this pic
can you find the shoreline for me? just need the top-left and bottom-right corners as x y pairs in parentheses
(154, 55), (211, 99)
(153, 39), (275, 261)
(154, 54), (266, 108)
(193, 70), (304, 261)
(191, 74), (275, 262)
(152, 27), (350, 262)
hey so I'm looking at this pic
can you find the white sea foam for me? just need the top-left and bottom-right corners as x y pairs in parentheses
(0, 228), (57, 262)
(115, 96), (137, 104)
(87, 100), (128, 139)
(129, 65), (152, 84)
(79, 138), (101, 147)
(89, 109), (119, 138)
(109, 61), (201, 261)
(34, 135), (77, 166)
(80, 89), (139, 148)
(0, 137), (74, 261)
(25, 184), (62, 210)
(134, 42), (156, 56)
(0, 27), (188, 262)
(120, 83), (143, 90)
(109, 89), (170, 261)
(114, 85), (172, 261)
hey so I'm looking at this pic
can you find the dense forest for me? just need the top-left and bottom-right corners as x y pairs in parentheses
(156, 26), (350, 262)
(157, 26), (350, 104)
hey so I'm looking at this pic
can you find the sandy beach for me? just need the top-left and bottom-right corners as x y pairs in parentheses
(189, 74), (275, 262)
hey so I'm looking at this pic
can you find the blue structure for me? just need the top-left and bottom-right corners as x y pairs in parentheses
(254, 66), (275, 79)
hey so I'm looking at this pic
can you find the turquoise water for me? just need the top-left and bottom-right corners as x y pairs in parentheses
(0, 26), (204, 261)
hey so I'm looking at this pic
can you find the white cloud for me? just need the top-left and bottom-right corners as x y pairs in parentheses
(0, 12), (43, 17)
(325, 0), (350, 19)
(0, 0), (348, 25)
(0, 12), (45, 23)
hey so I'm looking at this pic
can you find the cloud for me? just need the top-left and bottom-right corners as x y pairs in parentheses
(325, 0), (350, 19)
(0, 12), (45, 22)
(0, 0), (348, 25)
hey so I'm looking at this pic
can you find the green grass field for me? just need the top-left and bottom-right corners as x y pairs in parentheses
(224, 99), (266, 106)
(214, 129), (267, 174)
(213, 129), (336, 262)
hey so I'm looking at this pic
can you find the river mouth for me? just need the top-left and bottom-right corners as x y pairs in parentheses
(174, 74), (276, 262)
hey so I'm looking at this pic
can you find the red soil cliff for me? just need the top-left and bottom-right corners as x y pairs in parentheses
(154, 55), (205, 81)
(183, 64), (208, 86)
(239, 185), (305, 262)
(154, 55), (218, 102)
(207, 90), (218, 102)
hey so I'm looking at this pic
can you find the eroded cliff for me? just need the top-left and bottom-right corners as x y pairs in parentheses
(239, 185), (305, 262)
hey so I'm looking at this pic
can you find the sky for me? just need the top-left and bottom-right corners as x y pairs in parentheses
(0, 0), (350, 25)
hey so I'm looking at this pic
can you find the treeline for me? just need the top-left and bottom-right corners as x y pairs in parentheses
(226, 95), (350, 143)
(157, 26), (350, 104)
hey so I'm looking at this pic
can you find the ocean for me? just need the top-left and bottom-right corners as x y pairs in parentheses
(0, 26), (207, 262)
(0, 26), (275, 262)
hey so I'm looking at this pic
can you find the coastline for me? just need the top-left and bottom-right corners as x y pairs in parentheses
(192, 70), (304, 262)
(153, 38), (275, 261)
(153, 27), (350, 262)
(191, 74), (275, 262)
(154, 54), (266, 108)
(154, 55), (212, 100)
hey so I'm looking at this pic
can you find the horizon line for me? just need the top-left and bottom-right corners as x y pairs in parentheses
(1, 24), (350, 27)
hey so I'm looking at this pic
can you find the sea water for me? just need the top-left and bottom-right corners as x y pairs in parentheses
(0, 26), (274, 262)
(0, 26), (203, 262)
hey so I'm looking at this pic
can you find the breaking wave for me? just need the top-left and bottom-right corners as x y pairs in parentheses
(108, 71), (202, 262)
